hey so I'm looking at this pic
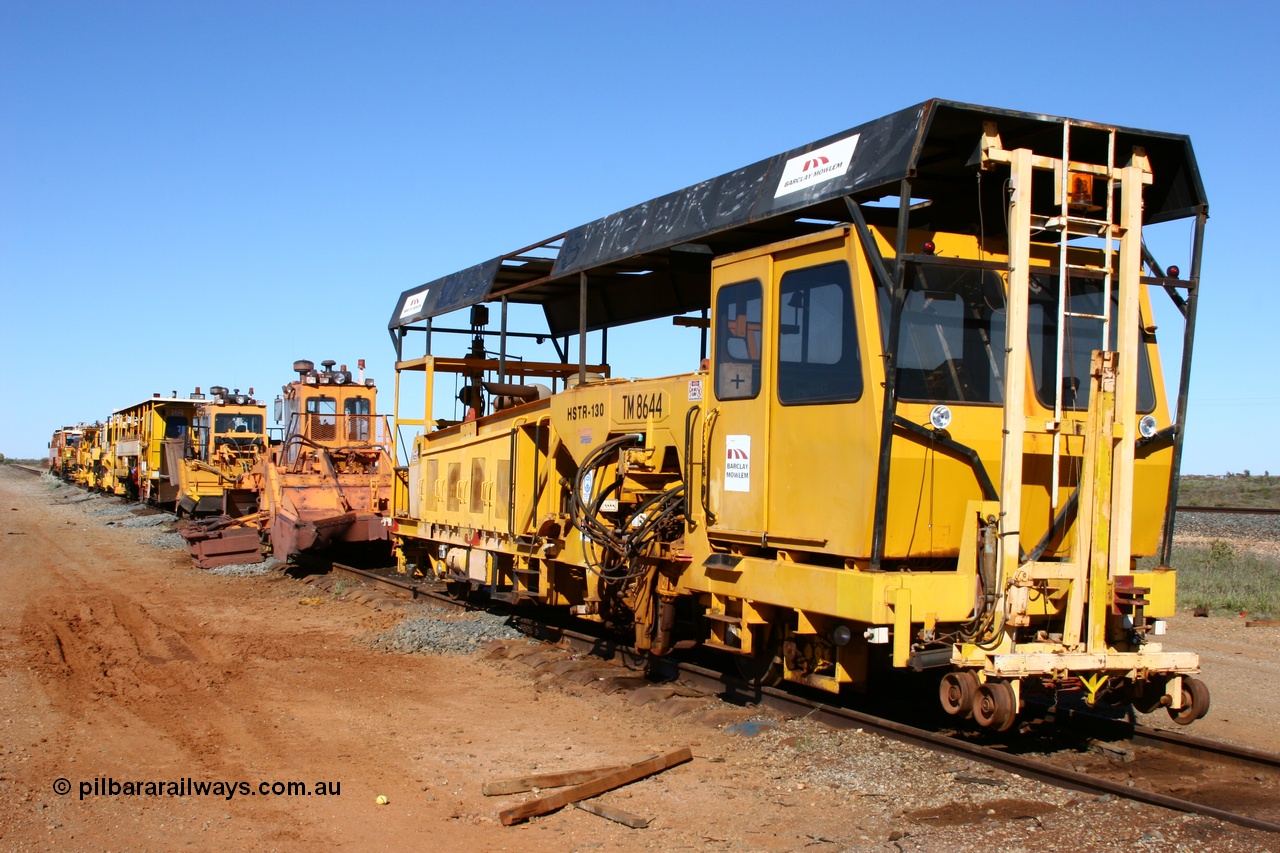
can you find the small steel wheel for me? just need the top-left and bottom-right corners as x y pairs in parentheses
(939, 671), (978, 717)
(972, 680), (1018, 732)
(1168, 677), (1211, 725)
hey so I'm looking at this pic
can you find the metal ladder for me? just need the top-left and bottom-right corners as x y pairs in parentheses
(1045, 121), (1118, 510)
(981, 121), (1152, 651)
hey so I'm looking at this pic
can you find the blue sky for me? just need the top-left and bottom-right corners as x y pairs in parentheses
(2, 2), (1276, 474)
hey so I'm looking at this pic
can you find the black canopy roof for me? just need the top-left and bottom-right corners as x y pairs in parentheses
(390, 99), (1206, 340)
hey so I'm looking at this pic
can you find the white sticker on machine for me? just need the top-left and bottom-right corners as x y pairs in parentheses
(774, 133), (860, 198)
(724, 435), (751, 492)
(398, 286), (431, 319)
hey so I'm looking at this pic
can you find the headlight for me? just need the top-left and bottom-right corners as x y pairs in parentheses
(1139, 415), (1158, 439)
(929, 404), (952, 430)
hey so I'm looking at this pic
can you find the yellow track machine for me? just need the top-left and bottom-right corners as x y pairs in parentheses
(47, 426), (84, 480)
(387, 100), (1208, 731)
(175, 386), (268, 517)
(101, 394), (202, 504)
(182, 360), (395, 568)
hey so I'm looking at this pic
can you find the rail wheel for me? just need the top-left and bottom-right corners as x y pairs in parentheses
(1168, 677), (1211, 725)
(939, 671), (978, 717)
(972, 680), (1017, 732)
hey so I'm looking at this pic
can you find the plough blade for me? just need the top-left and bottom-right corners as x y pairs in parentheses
(179, 520), (263, 569)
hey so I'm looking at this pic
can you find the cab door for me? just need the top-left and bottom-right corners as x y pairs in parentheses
(765, 246), (870, 556)
(706, 255), (771, 544)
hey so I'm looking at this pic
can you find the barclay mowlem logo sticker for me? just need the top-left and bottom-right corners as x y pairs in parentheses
(774, 134), (860, 199)
(724, 435), (751, 493)
(398, 287), (430, 320)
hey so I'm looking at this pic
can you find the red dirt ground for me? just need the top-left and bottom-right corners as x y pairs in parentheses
(1, 467), (1276, 852)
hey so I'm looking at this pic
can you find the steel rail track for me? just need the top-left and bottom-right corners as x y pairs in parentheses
(1130, 723), (1280, 771)
(1052, 706), (1280, 772)
(329, 563), (1280, 834)
(1178, 505), (1280, 516)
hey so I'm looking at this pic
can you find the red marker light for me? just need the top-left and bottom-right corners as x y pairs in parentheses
(922, 240), (936, 255)
(1167, 265), (1180, 278)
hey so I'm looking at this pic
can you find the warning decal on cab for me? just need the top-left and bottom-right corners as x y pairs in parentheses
(724, 435), (751, 492)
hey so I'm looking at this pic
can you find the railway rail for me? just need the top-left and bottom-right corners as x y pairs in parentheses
(329, 562), (1280, 835)
(1177, 505), (1280, 516)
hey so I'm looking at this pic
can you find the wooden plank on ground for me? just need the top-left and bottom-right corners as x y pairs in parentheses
(573, 798), (651, 828)
(498, 747), (692, 826)
(1246, 620), (1280, 628)
(482, 761), (636, 796)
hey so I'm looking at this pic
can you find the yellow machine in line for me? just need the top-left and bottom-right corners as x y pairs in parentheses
(101, 394), (202, 504)
(48, 425), (85, 480)
(183, 359), (396, 568)
(389, 100), (1208, 731)
(71, 423), (105, 489)
(256, 359), (395, 558)
(176, 387), (268, 517)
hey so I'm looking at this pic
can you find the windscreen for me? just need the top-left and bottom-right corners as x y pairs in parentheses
(214, 413), (264, 435)
(888, 263), (1007, 405)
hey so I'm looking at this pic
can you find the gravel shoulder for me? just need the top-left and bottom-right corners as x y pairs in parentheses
(1, 468), (1276, 852)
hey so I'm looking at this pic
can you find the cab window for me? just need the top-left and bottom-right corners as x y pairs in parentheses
(715, 279), (762, 400)
(345, 396), (371, 441)
(777, 262), (861, 405)
(886, 262), (1008, 405)
(306, 396), (337, 441)
(215, 414), (264, 435)
(306, 397), (337, 417)
(1028, 275), (1156, 413)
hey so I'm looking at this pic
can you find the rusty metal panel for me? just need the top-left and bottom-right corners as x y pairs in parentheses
(180, 525), (263, 570)
(162, 439), (184, 486)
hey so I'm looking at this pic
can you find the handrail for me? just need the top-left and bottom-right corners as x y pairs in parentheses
(701, 407), (720, 527)
(683, 405), (701, 529)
